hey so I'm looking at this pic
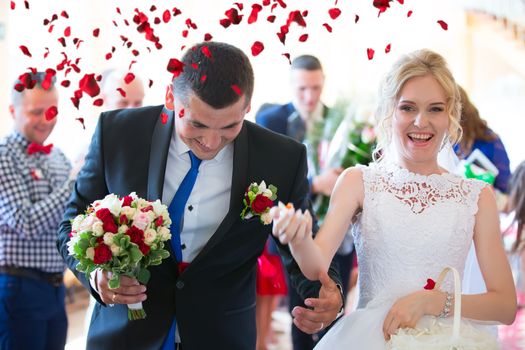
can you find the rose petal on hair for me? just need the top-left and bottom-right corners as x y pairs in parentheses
(251, 41), (264, 56)
(323, 23), (332, 32)
(44, 106), (58, 121)
(93, 98), (104, 106)
(328, 8), (341, 20)
(437, 20), (448, 30)
(201, 46), (212, 58)
(42, 69), (56, 90)
(79, 73), (100, 97)
(124, 72), (135, 84)
(19, 45), (32, 57)
(385, 43), (391, 53)
(163, 10), (171, 23)
(298, 34), (308, 42)
(178, 108), (185, 118)
(231, 84), (242, 96)
(367, 48), (375, 60)
(160, 112), (168, 124)
(204, 33), (213, 41)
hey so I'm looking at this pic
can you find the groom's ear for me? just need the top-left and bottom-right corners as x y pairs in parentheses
(164, 84), (174, 111)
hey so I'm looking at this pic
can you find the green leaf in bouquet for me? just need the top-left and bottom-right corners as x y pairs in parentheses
(129, 245), (144, 263)
(158, 249), (170, 259)
(118, 234), (131, 248)
(76, 262), (88, 273)
(137, 268), (151, 285)
(77, 237), (90, 251)
(108, 273), (120, 289)
(268, 185), (278, 200)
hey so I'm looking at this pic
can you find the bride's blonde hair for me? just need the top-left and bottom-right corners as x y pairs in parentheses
(373, 49), (462, 162)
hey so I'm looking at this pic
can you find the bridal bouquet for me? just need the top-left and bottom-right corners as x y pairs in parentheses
(67, 192), (172, 320)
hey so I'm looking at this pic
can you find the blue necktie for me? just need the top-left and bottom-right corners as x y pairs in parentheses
(161, 150), (202, 350)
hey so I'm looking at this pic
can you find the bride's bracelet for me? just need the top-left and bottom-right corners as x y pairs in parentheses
(438, 291), (453, 318)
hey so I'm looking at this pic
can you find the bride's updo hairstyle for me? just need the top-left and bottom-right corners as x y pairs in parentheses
(373, 49), (462, 162)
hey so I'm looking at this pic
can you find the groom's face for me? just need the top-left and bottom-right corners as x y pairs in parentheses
(166, 86), (250, 160)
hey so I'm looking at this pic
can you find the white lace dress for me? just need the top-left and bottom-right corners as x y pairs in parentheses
(315, 163), (491, 349)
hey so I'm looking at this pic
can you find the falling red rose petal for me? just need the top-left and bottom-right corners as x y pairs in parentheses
(10, 1), (15, 10)
(219, 18), (231, 28)
(275, 0), (287, 9)
(373, 0), (392, 16)
(105, 53), (112, 60)
(355, 14), (360, 23)
(116, 7), (121, 15)
(58, 37), (66, 47)
(76, 118), (85, 129)
(298, 34), (308, 42)
(437, 20), (448, 30)
(267, 15), (276, 23)
(60, 11), (69, 18)
(163, 10), (171, 23)
(225, 8), (243, 25)
(231, 84), (242, 96)
(302, 10), (308, 17)
(323, 23), (332, 32)
(385, 43), (391, 53)
(161, 112), (168, 124)
(79, 74), (100, 97)
(172, 7), (182, 16)
(287, 10), (306, 27)
(167, 58), (184, 78)
(248, 4), (263, 24)
(204, 33), (213, 41)
(24, 0), (29, 9)
(328, 8), (341, 19)
(93, 98), (104, 106)
(234, 2), (243, 10)
(154, 17), (161, 25)
(124, 72), (135, 84)
(179, 109), (185, 118)
(44, 106), (58, 121)
(182, 29), (188, 38)
(117, 88), (126, 97)
(397, 0), (404, 4)
(407, 10), (413, 17)
(19, 45), (32, 57)
(61, 80), (70, 87)
(42, 69), (56, 90)
(64, 26), (71, 37)
(148, 79), (153, 88)
(367, 48), (375, 60)
(282, 53), (291, 64)
(251, 41), (264, 56)
(93, 28), (100, 37)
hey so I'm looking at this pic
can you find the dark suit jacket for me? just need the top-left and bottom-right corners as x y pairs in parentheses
(57, 105), (341, 350)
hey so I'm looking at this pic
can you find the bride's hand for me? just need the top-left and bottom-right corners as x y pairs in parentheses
(269, 202), (312, 245)
(382, 290), (433, 340)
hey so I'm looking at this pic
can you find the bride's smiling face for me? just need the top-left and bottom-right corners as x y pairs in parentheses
(392, 74), (450, 173)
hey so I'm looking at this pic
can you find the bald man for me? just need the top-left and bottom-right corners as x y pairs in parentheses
(100, 69), (146, 110)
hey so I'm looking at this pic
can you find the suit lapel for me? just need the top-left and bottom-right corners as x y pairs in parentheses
(187, 122), (249, 268)
(147, 107), (173, 202)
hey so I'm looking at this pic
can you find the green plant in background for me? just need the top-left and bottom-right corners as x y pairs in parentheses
(313, 100), (377, 221)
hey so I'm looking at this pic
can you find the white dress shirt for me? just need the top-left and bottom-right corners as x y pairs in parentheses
(162, 128), (233, 263)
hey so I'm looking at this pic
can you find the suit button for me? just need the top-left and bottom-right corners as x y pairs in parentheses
(176, 280), (185, 289)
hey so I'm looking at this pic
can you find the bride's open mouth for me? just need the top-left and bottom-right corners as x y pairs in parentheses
(407, 132), (434, 144)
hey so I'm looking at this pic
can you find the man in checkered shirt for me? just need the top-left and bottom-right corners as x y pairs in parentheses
(0, 72), (75, 349)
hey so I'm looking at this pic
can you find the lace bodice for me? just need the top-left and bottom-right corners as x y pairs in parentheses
(353, 163), (487, 308)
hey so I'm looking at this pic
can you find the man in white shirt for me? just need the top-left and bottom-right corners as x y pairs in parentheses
(58, 42), (344, 350)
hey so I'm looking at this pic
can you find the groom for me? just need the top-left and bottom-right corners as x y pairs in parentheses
(57, 42), (344, 349)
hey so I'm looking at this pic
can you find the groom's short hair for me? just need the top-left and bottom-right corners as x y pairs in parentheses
(172, 41), (254, 109)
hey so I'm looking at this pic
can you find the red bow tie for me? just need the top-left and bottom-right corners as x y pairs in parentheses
(27, 142), (53, 155)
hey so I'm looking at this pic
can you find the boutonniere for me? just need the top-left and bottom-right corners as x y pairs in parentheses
(241, 181), (277, 225)
(30, 168), (43, 180)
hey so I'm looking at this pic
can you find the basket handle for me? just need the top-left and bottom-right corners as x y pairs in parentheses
(434, 266), (462, 341)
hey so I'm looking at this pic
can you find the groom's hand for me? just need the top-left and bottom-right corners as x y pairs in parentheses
(96, 270), (148, 305)
(292, 272), (343, 334)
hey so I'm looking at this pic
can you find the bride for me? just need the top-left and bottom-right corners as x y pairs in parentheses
(271, 49), (517, 348)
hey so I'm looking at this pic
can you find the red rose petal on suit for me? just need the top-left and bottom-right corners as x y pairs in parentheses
(200, 75), (207, 82)
(385, 43), (391, 53)
(19, 45), (32, 57)
(298, 34), (308, 42)
(407, 10), (413, 17)
(248, 4), (262, 24)
(10, 1), (15, 10)
(160, 112), (168, 124)
(124, 72), (135, 84)
(355, 14), (360, 23)
(79, 74), (100, 97)
(437, 20), (448, 30)
(167, 58), (184, 77)
(116, 88), (126, 97)
(61, 80), (70, 87)
(179, 108), (185, 118)
(45, 106), (58, 121)
(367, 48), (375, 60)
(251, 41), (264, 56)
(191, 63), (198, 70)
(201, 46), (212, 59)
(204, 33), (213, 41)
(93, 28), (100, 37)
(328, 8), (341, 20)
(163, 10), (171, 23)
(64, 26), (71, 37)
(231, 84), (242, 96)
(323, 23), (332, 32)
(76, 117), (85, 129)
